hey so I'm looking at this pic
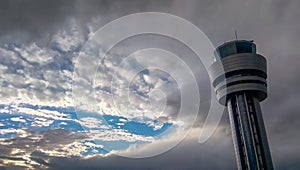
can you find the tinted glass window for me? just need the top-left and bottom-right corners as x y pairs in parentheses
(236, 42), (253, 53)
(219, 43), (237, 58)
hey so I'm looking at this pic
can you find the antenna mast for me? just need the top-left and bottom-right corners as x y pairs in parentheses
(234, 30), (238, 40)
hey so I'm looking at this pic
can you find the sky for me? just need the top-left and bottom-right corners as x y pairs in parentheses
(0, 0), (300, 169)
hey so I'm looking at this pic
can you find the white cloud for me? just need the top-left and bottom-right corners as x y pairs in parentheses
(14, 43), (57, 63)
(10, 117), (26, 123)
(87, 129), (154, 143)
(51, 19), (85, 53)
(39, 141), (87, 157)
(111, 126), (231, 158)
(31, 117), (54, 127)
(72, 39), (186, 125)
(17, 107), (72, 121)
(0, 128), (27, 136)
(0, 43), (74, 107)
(79, 117), (109, 129)
(0, 20), (87, 109)
(118, 118), (127, 122)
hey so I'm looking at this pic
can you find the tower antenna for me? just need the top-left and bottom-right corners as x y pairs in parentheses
(234, 29), (238, 40)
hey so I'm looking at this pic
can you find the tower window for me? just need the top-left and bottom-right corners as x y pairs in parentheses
(236, 42), (253, 53)
(218, 43), (237, 58)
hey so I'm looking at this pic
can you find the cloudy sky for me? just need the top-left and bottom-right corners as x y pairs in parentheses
(0, 0), (299, 169)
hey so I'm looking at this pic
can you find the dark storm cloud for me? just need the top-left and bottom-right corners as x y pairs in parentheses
(0, 129), (87, 169)
(0, 0), (73, 43)
(168, 0), (300, 168)
(30, 129), (235, 170)
(0, 0), (173, 44)
(0, 129), (86, 153)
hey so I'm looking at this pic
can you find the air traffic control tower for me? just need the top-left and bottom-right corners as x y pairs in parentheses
(208, 40), (273, 170)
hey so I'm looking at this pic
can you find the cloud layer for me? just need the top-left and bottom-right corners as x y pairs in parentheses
(0, 0), (300, 169)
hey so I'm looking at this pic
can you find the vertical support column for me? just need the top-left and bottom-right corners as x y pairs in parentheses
(236, 93), (259, 170)
(227, 92), (274, 170)
(228, 98), (246, 170)
(251, 97), (274, 170)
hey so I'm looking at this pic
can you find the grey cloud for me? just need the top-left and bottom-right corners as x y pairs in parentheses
(0, 129), (86, 151)
(31, 129), (236, 170)
(0, 0), (73, 44)
(0, 0), (173, 44)
(0, 129), (87, 169)
(0, 0), (300, 169)
(165, 1), (300, 168)
(0, 43), (74, 105)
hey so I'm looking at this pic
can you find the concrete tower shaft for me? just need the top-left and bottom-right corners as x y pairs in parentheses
(208, 40), (273, 170)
